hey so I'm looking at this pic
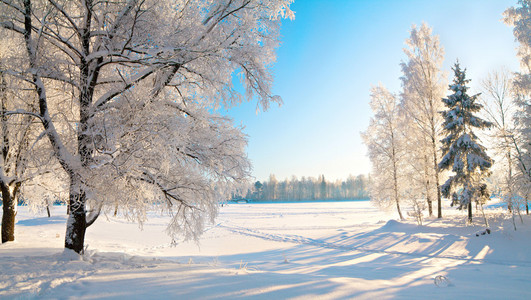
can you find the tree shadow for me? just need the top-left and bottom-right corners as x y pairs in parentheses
(5, 217), (531, 299)
(17, 215), (67, 226)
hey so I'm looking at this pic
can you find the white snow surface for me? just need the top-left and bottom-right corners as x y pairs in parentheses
(1, 201), (531, 299)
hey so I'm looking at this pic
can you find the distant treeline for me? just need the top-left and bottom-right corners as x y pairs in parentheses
(234, 174), (370, 202)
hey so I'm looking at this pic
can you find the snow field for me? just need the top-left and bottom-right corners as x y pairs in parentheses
(1, 201), (531, 299)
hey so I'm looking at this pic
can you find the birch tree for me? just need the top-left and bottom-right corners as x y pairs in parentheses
(362, 85), (406, 220)
(401, 116), (431, 222)
(505, 0), (531, 212)
(0, 0), (294, 253)
(504, 0), (531, 78)
(479, 69), (525, 216)
(400, 23), (446, 218)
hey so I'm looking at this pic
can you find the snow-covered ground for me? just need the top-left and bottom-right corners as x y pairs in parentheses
(1, 200), (531, 299)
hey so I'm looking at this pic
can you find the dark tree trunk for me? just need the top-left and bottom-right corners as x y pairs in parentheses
(424, 154), (433, 216)
(432, 139), (442, 219)
(64, 183), (87, 253)
(1, 183), (15, 243)
(436, 178), (442, 218)
(64, 0), (95, 254)
(468, 201), (473, 223)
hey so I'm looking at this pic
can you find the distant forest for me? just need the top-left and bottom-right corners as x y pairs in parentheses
(234, 174), (370, 202)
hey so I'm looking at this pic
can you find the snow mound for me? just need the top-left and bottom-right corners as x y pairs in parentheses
(379, 219), (416, 232)
(57, 249), (82, 262)
(383, 219), (401, 228)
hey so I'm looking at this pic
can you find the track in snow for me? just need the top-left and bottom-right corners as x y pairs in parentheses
(218, 223), (531, 267)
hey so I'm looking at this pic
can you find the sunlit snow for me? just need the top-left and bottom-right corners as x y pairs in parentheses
(1, 201), (530, 299)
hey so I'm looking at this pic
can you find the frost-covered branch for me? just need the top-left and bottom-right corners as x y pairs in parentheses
(0, 109), (43, 121)
(1, 0), (293, 252)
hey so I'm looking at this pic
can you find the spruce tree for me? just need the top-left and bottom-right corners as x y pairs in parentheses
(439, 62), (494, 222)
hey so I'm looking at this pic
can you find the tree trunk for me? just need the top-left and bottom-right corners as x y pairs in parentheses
(507, 149), (514, 215)
(64, 2), (94, 253)
(393, 161), (404, 220)
(392, 164), (404, 220)
(64, 178), (87, 253)
(396, 198), (404, 220)
(423, 154), (433, 216)
(435, 173), (442, 218)
(1, 183), (15, 243)
(468, 201), (473, 223)
(426, 191), (433, 216)
(432, 137), (442, 219)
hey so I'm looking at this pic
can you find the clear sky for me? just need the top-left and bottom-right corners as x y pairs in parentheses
(225, 0), (520, 183)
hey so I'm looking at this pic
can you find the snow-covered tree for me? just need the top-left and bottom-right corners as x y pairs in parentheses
(400, 23), (447, 218)
(479, 69), (522, 214)
(504, 0), (531, 214)
(400, 118), (432, 221)
(0, 67), (36, 243)
(0, 35), (63, 242)
(439, 63), (493, 223)
(0, 68), (25, 243)
(0, 0), (294, 253)
(504, 0), (531, 77)
(362, 85), (406, 220)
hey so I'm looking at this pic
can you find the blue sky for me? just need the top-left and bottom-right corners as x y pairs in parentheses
(226, 0), (520, 182)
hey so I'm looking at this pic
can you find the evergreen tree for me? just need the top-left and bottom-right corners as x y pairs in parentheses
(439, 63), (493, 222)
(254, 181), (263, 200)
(320, 175), (327, 199)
